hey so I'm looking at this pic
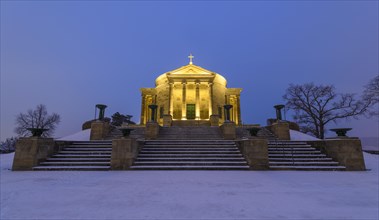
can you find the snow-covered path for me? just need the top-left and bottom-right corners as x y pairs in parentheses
(1, 152), (378, 220)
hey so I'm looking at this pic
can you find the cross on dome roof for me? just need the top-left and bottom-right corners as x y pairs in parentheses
(188, 53), (194, 65)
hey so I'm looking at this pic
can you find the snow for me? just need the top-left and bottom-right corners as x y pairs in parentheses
(56, 129), (90, 141)
(1, 152), (378, 219)
(290, 129), (320, 141)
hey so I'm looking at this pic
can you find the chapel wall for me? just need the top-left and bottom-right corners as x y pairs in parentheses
(172, 83), (182, 120)
(155, 82), (169, 124)
(212, 75), (227, 123)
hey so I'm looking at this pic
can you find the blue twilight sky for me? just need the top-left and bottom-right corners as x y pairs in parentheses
(1, 1), (378, 141)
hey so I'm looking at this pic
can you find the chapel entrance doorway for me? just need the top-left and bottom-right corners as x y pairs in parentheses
(186, 104), (196, 119)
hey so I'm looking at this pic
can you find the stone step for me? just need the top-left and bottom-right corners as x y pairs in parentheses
(139, 150), (240, 154)
(269, 161), (339, 166)
(46, 158), (110, 162)
(130, 165), (250, 170)
(52, 155), (111, 158)
(267, 141), (343, 171)
(268, 150), (322, 154)
(268, 145), (312, 148)
(71, 141), (112, 145)
(138, 154), (243, 158)
(39, 161), (110, 166)
(268, 148), (316, 151)
(269, 158), (333, 162)
(268, 141), (308, 145)
(63, 148), (112, 151)
(58, 151), (111, 154)
(269, 154), (327, 158)
(145, 140), (236, 146)
(133, 161), (248, 166)
(33, 166), (111, 171)
(140, 148), (238, 151)
(66, 145), (113, 148)
(136, 157), (246, 161)
(269, 166), (346, 171)
(144, 144), (237, 147)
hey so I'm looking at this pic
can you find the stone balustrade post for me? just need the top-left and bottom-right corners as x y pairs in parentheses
(237, 138), (269, 170)
(12, 137), (56, 171)
(90, 121), (110, 140)
(111, 138), (138, 170)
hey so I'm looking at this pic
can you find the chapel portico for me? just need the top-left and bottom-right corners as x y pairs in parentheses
(140, 54), (242, 126)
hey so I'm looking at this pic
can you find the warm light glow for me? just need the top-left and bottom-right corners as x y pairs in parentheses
(188, 53), (194, 64)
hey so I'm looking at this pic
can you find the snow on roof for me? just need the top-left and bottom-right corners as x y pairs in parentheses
(290, 129), (320, 141)
(56, 129), (90, 141)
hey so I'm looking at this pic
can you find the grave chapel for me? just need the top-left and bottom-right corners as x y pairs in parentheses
(140, 54), (242, 126)
(11, 54), (366, 172)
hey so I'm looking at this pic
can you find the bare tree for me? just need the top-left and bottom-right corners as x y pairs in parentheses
(15, 104), (61, 137)
(363, 75), (379, 117)
(283, 83), (370, 139)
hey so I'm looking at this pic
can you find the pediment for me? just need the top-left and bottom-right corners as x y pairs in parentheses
(168, 64), (214, 76)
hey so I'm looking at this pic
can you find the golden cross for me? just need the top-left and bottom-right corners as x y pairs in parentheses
(188, 53), (194, 64)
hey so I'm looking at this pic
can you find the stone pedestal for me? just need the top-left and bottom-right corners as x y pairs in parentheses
(210, 115), (219, 126)
(307, 139), (366, 171)
(111, 138), (137, 170)
(271, 121), (290, 140)
(145, 122), (160, 139)
(221, 122), (236, 140)
(12, 137), (55, 171)
(238, 138), (269, 170)
(163, 115), (172, 127)
(90, 121), (110, 140)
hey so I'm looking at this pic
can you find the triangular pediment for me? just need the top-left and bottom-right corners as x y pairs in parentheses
(167, 64), (214, 76)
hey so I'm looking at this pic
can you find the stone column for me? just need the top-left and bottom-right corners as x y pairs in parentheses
(182, 81), (187, 119)
(236, 95), (242, 125)
(169, 82), (174, 115)
(208, 82), (213, 117)
(140, 94), (146, 125)
(196, 82), (200, 119)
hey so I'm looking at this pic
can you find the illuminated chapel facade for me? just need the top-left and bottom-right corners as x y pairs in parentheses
(140, 56), (242, 126)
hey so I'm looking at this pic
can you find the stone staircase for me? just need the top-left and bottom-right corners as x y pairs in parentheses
(130, 140), (250, 170)
(158, 126), (223, 140)
(268, 141), (346, 171)
(33, 141), (112, 171)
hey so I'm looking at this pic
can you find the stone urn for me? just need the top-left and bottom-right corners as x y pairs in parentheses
(27, 128), (49, 137)
(148, 104), (158, 122)
(119, 127), (134, 138)
(223, 104), (233, 122)
(330, 128), (352, 137)
(247, 127), (260, 137)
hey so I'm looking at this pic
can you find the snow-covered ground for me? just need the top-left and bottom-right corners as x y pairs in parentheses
(1, 152), (378, 219)
(56, 129), (90, 141)
(290, 129), (320, 141)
